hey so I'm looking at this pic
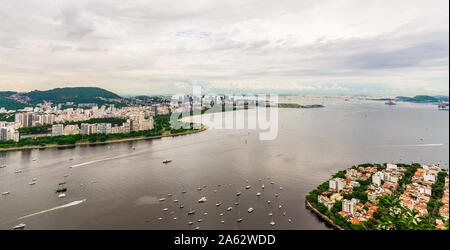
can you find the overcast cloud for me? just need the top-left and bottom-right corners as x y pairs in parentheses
(0, 0), (448, 96)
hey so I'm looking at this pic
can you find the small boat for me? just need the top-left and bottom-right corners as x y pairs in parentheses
(188, 210), (196, 215)
(270, 221), (276, 226)
(288, 219), (292, 223)
(28, 181), (36, 185)
(158, 217), (163, 221)
(234, 201), (240, 206)
(256, 192), (261, 196)
(56, 187), (67, 193)
(63, 174), (69, 177)
(188, 221), (194, 225)
(58, 193), (66, 198)
(270, 181), (274, 185)
(248, 207), (254, 213)
(179, 204), (184, 208)
(198, 197), (208, 203)
(173, 199), (179, 203)
(32, 159), (36, 161)
(181, 189), (187, 194)
(32, 178), (37, 181)
(227, 207), (233, 211)
(278, 205), (282, 209)
(219, 213), (224, 216)
(162, 208), (168, 212)
(279, 187), (283, 190)
(58, 182), (66, 185)
(237, 218), (243, 223)
(197, 187), (202, 191)
(261, 184), (265, 189)
(13, 223), (26, 230)
(236, 192), (242, 196)
(15, 170), (22, 174)
(216, 201), (222, 207)
(167, 193), (172, 197)
(162, 159), (172, 164)
(258, 178), (262, 181)
(213, 190), (217, 193)
(202, 184), (207, 188)
(158, 198), (166, 202)
(2, 191), (10, 195)
(204, 212), (208, 216)
(275, 193), (279, 197)
(268, 213), (273, 216)
(195, 227), (200, 230)
(220, 220), (225, 224)
(282, 211), (286, 216)
(267, 200), (271, 204)
(173, 217), (177, 220)
(245, 185), (251, 189)
(197, 219), (202, 223)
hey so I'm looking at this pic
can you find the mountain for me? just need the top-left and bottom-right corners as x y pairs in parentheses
(395, 95), (445, 103)
(0, 97), (30, 110)
(23, 87), (122, 105)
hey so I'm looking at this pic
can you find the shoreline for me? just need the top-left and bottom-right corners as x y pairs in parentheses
(0, 127), (206, 152)
(305, 200), (345, 230)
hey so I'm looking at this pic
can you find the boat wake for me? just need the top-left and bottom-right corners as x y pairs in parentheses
(17, 199), (86, 220)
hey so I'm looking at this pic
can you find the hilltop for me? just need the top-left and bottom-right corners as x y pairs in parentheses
(0, 87), (122, 108)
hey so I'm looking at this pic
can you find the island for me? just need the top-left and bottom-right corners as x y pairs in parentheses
(277, 103), (324, 108)
(306, 163), (449, 230)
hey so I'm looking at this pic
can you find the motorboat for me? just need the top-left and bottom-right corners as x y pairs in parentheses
(197, 219), (202, 223)
(15, 170), (22, 174)
(162, 159), (172, 164)
(167, 193), (173, 197)
(245, 185), (251, 189)
(2, 191), (10, 195)
(236, 192), (242, 196)
(198, 197), (208, 203)
(181, 189), (187, 194)
(158, 198), (166, 202)
(63, 174), (69, 177)
(267, 200), (271, 204)
(58, 193), (66, 198)
(162, 208), (168, 212)
(173, 199), (179, 203)
(256, 192), (261, 196)
(215, 201), (222, 207)
(188, 221), (194, 225)
(188, 209), (196, 215)
(234, 201), (240, 206)
(278, 205), (282, 209)
(236, 218), (243, 223)
(248, 207), (254, 213)
(268, 213), (273, 216)
(220, 220), (225, 224)
(13, 223), (26, 230)
(28, 181), (36, 185)
(197, 187), (202, 191)
(270, 221), (275, 226)
(179, 204), (184, 208)
(261, 184), (265, 189)
(288, 219), (292, 223)
(227, 207), (233, 211)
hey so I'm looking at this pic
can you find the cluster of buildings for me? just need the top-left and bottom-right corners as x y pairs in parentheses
(317, 163), (449, 228)
(1, 102), (170, 142)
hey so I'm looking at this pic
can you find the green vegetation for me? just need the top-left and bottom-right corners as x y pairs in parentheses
(0, 97), (30, 110)
(278, 103), (301, 108)
(396, 95), (441, 103)
(23, 87), (122, 105)
(0, 113), (15, 122)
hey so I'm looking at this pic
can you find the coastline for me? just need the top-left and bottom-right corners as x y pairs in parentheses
(305, 200), (345, 230)
(0, 127), (206, 152)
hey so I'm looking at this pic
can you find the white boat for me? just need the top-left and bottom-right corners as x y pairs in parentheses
(63, 174), (69, 177)
(237, 218), (243, 223)
(236, 192), (242, 196)
(173, 217), (177, 220)
(220, 220), (225, 224)
(216, 201), (222, 207)
(279, 187), (283, 190)
(197, 219), (202, 222)
(15, 170), (22, 174)
(245, 185), (251, 189)
(58, 193), (66, 198)
(198, 197), (208, 203)
(256, 192), (261, 196)
(162, 208), (168, 211)
(268, 213), (273, 216)
(2, 191), (10, 195)
(13, 223), (26, 230)
(158, 217), (162, 221)
(270, 221), (276, 226)
(173, 199), (179, 203)
(227, 207), (233, 211)
(288, 219), (292, 223)
(167, 193), (172, 197)
(278, 205), (282, 209)
(261, 184), (265, 189)
(248, 207), (254, 213)
(188, 221), (193, 225)
(28, 181), (36, 185)
(195, 227), (200, 230)
(158, 198), (166, 202)
(204, 212), (208, 216)
(32, 178), (37, 181)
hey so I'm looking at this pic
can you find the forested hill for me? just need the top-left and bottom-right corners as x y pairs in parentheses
(24, 87), (121, 104)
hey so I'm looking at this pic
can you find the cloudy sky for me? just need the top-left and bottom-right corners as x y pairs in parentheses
(0, 0), (448, 96)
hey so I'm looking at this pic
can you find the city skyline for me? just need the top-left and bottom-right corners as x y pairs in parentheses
(0, 0), (448, 96)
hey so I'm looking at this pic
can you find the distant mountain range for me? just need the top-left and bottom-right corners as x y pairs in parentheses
(0, 87), (122, 110)
(395, 95), (449, 103)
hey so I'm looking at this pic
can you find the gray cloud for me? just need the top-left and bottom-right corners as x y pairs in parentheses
(0, 0), (448, 96)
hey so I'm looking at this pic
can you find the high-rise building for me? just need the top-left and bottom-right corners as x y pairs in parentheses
(52, 124), (64, 136)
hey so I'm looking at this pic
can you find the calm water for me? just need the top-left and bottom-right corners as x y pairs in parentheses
(0, 98), (448, 229)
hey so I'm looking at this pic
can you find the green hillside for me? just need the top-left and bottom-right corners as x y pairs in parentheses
(24, 87), (122, 105)
(0, 97), (29, 110)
